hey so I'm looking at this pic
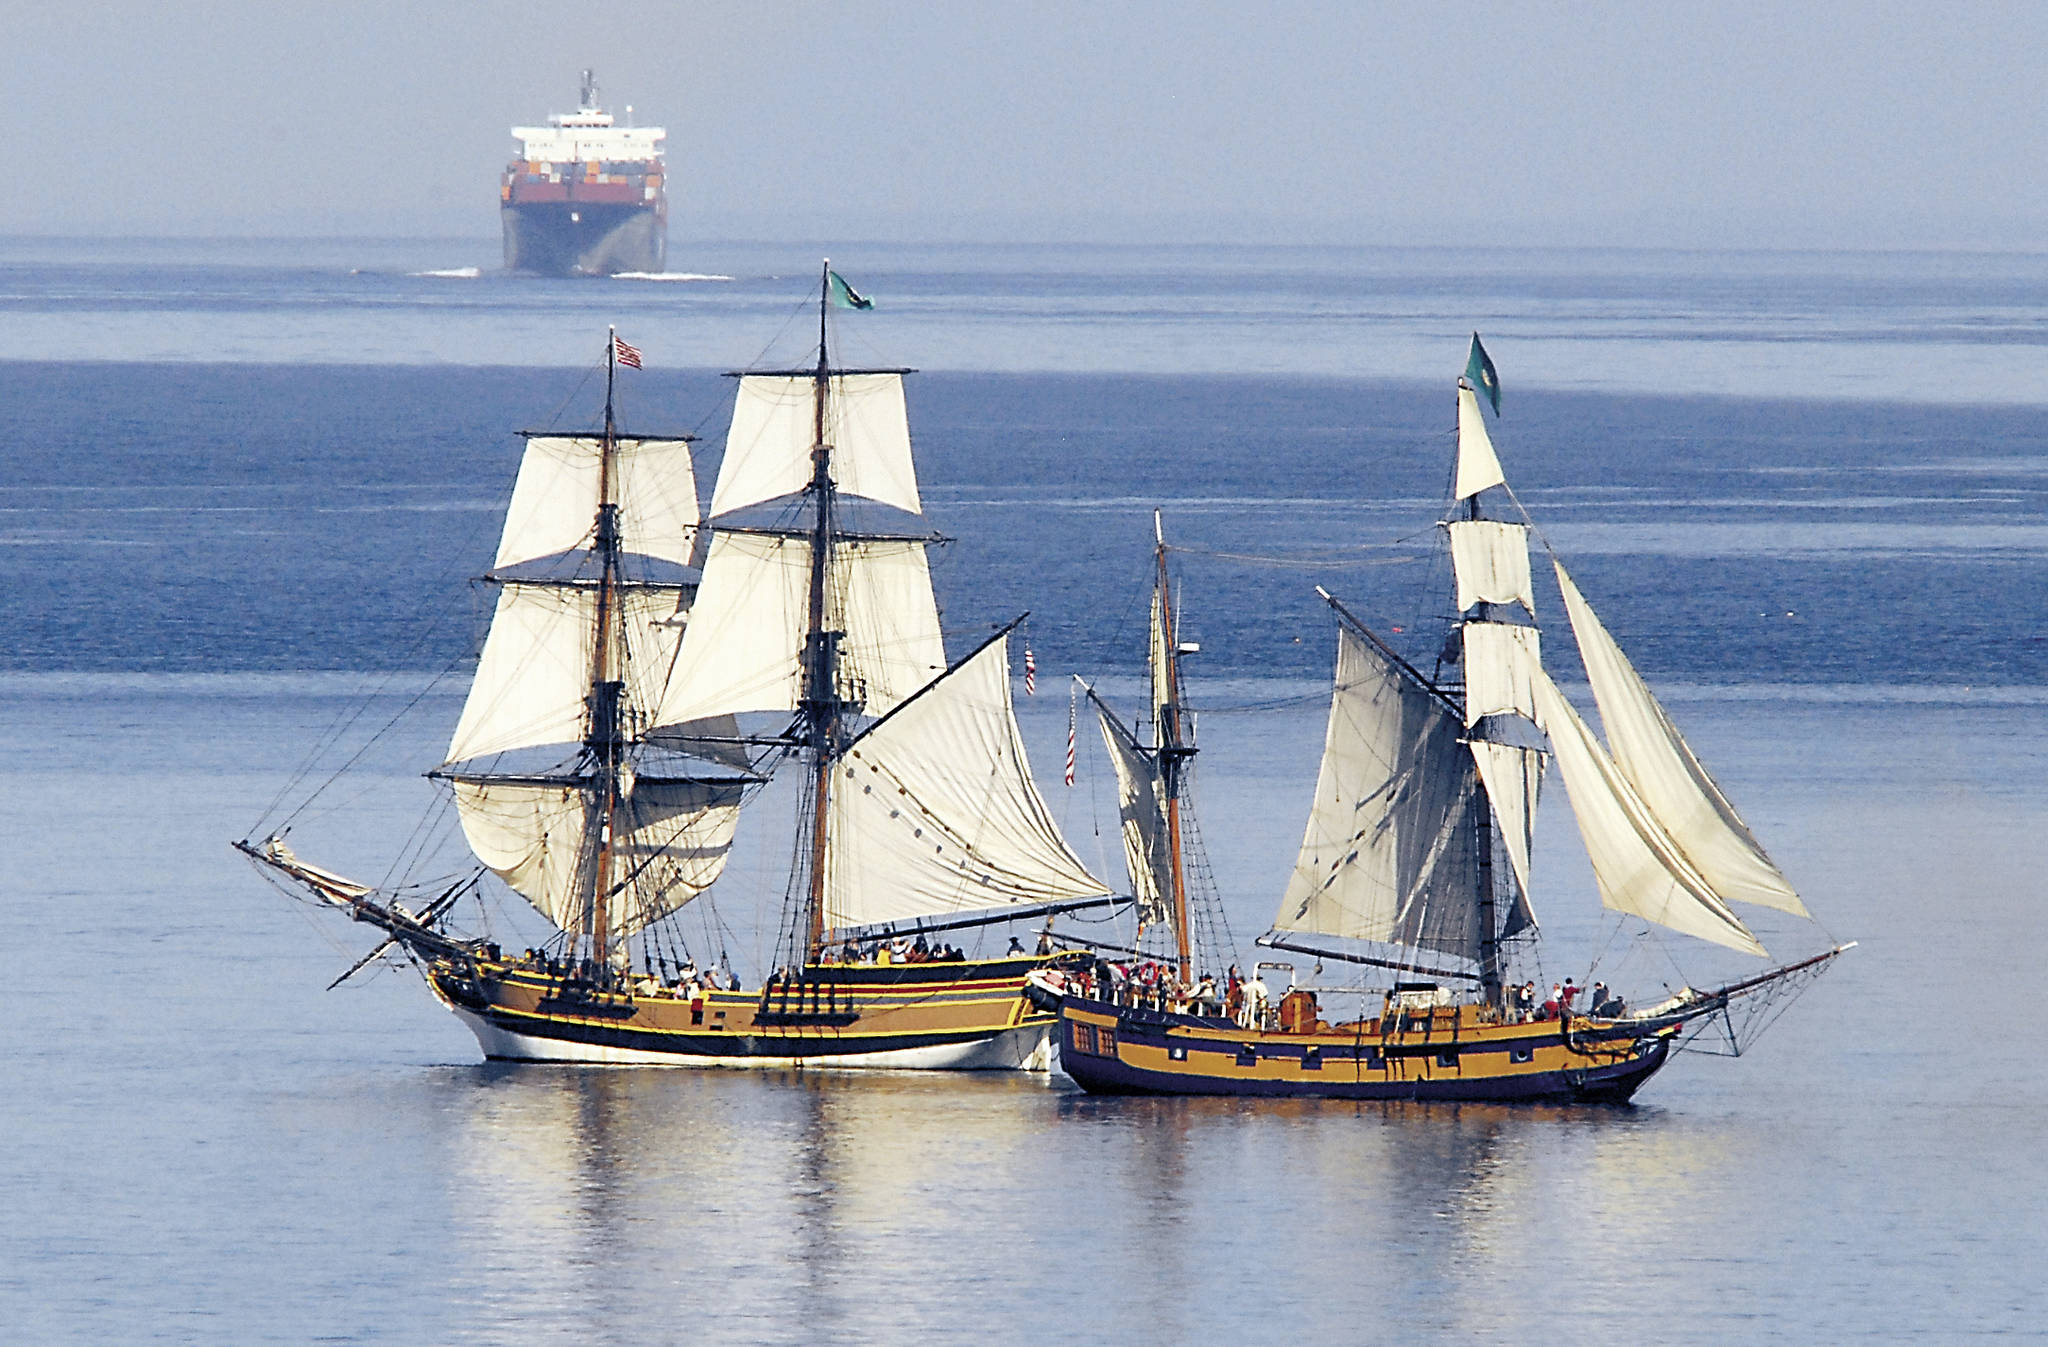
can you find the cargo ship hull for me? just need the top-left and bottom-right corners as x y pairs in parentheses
(501, 200), (666, 277)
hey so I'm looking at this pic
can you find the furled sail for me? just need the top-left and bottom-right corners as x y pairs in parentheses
(446, 584), (690, 765)
(1523, 656), (1768, 956)
(823, 635), (1110, 929)
(449, 777), (743, 940)
(1093, 693), (1171, 929)
(1273, 626), (1491, 963)
(495, 435), (701, 574)
(709, 374), (922, 518)
(655, 534), (946, 725)
(1553, 562), (1808, 917)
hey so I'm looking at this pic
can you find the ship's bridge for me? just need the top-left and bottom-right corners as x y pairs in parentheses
(512, 119), (665, 165)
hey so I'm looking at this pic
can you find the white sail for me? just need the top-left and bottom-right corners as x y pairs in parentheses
(446, 584), (689, 764)
(1554, 563), (1808, 917)
(1524, 659), (1768, 956)
(494, 435), (702, 573)
(1095, 698), (1171, 929)
(1471, 739), (1543, 927)
(1462, 622), (1542, 726)
(1150, 584), (1173, 733)
(654, 533), (946, 726)
(451, 777), (743, 939)
(1448, 519), (1535, 614)
(1455, 384), (1506, 501)
(823, 635), (1110, 929)
(709, 374), (922, 518)
(1273, 626), (1488, 963)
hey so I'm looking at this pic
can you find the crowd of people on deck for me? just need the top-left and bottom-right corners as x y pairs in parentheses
(822, 932), (973, 966)
(1063, 959), (1277, 1029)
(1506, 978), (1626, 1022)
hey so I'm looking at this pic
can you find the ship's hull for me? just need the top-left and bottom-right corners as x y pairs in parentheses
(1049, 993), (1674, 1103)
(426, 955), (1057, 1070)
(501, 202), (666, 277)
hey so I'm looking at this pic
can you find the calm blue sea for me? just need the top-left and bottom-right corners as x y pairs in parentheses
(3, 239), (2045, 1343)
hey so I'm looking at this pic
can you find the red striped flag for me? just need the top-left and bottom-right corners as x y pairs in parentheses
(1024, 646), (1036, 696)
(1064, 685), (1076, 787)
(613, 334), (643, 369)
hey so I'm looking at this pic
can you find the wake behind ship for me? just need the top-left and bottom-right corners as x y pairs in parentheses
(502, 71), (666, 276)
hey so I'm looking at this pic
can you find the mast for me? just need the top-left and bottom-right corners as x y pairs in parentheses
(1153, 512), (1194, 984)
(584, 328), (628, 971)
(801, 262), (841, 959)
(1466, 487), (1503, 1008)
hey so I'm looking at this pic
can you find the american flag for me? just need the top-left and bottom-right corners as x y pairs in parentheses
(1024, 646), (1036, 696)
(1064, 685), (1076, 787)
(613, 334), (643, 369)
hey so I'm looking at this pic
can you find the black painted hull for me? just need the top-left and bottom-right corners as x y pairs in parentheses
(501, 203), (666, 276)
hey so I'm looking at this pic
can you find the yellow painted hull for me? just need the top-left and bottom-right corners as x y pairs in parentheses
(423, 955), (1061, 1070)
(1054, 995), (1677, 1102)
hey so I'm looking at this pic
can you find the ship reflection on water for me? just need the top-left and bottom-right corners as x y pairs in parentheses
(429, 1067), (1740, 1342)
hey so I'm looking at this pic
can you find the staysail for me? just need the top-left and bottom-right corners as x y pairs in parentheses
(1523, 654), (1768, 956)
(1552, 562), (1808, 918)
(823, 634), (1111, 928)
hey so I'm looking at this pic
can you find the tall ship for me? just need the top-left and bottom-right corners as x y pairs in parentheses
(501, 71), (667, 277)
(241, 268), (1122, 1067)
(1035, 342), (1850, 1102)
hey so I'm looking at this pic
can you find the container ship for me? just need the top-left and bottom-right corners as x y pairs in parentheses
(501, 72), (667, 276)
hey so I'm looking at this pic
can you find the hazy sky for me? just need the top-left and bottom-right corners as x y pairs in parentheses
(13, 2), (2047, 248)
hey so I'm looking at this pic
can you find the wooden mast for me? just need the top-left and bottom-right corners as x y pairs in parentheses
(1469, 486), (1503, 1008)
(1153, 512), (1194, 985)
(585, 327), (627, 974)
(801, 262), (840, 961)
(1459, 378), (1504, 1008)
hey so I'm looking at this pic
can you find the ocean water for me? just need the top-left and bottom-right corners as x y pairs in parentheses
(4, 241), (2047, 1343)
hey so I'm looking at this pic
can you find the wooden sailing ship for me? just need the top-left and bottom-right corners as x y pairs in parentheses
(242, 266), (1118, 1068)
(1036, 346), (1849, 1101)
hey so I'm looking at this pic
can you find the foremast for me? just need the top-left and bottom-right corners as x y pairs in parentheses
(581, 328), (629, 968)
(1151, 512), (1195, 983)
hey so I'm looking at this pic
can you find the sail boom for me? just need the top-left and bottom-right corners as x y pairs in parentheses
(722, 367), (917, 378)
(833, 894), (1130, 940)
(482, 574), (694, 592)
(517, 431), (696, 445)
(710, 524), (946, 546)
(432, 769), (765, 788)
(1256, 934), (1481, 984)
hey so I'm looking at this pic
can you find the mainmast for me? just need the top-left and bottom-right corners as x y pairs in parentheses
(801, 262), (843, 959)
(1152, 512), (1194, 984)
(583, 327), (628, 970)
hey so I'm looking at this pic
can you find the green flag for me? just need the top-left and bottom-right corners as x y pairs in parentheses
(827, 270), (873, 310)
(1465, 333), (1500, 415)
